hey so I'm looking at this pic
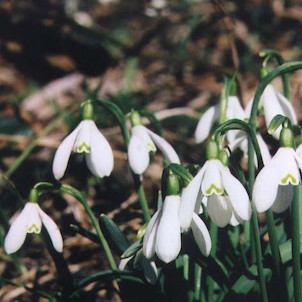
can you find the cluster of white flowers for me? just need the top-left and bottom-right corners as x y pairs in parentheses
(4, 79), (301, 284)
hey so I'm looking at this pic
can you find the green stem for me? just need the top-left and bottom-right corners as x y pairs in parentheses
(133, 174), (151, 222)
(207, 222), (218, 302)
(291, 185), (302, 302)
(60, 184), (117, 270)
(248, 138), (268, 302)
(265, 210), (281, 277)
(260, 49), (291, 99)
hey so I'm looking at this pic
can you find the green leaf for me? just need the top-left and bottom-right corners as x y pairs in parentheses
(167, 163), (193, 187)
(268, 114), (290, 134)
(279, 235), (302, 265)
(121, 238), (143, 259)
(0, 116), (32, 136)
(99, 214), (131, 255)
(230, 265), (272, 295)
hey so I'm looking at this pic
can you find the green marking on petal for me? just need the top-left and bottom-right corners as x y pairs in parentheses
(281, 173), (298, 185)
(27, 224), (41, 234)
(147, 142), (156, 152)
(76, 142), (91, 153)
(205, 184), (223, 195)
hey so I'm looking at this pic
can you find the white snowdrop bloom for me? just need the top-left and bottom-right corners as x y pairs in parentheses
(4, 202), (63, 254)
(195, 96), (245, 143)
(128, 125), (180, 175)
(143, 195), (211, 263)
(260, 85), (297, 139)
(253, 147), (302, 213)
(119, 251), (158, 285)
(179, 159), (251, 229)
(228, 131), (271, 168)
(52, 120), (114, 180)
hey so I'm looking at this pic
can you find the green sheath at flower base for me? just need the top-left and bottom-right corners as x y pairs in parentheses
(129, 110), (142, 127)
(219, 149), (229, 166)
(280, 127), (294, 148)
(206, 140), (219, 160)
(165, 171), (180, 196)
(81, 101), (94, 120)
(28, 188), (39, 203)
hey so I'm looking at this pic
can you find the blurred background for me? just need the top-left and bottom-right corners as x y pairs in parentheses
(1, 0), (302, 301)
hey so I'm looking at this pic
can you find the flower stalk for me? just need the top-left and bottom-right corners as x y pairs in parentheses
(292, 185), (302, 302)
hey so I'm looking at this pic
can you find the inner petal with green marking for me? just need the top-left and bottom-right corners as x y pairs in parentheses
(76, 142), (91, 153)
(27, 223), (41, 234)
(280, 173), (298, 185)
(206, 183), (223, 195)
(146, 142), (156, 152)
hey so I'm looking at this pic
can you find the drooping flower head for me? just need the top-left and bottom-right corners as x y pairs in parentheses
(4, 189), (63, 254)
(180, 140), (251, 229)
(253, 126), (302, 213)
(53, 101), (114, 180)
(143, 171), (211, 263)
(195, 96), (246, 144)
(128, 110), (180, 175)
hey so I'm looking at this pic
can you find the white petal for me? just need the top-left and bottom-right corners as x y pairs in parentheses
(229, 213), (240, 226)
(26, 203), (42, 234)
(226, 96), (246, 120)
(145, 127), (180, 164)
(276, 90), (297, 125)
(191, 213), (211, 256)
(52, 123), (81, 180)
(143, 208), (161, 259)
(155, 196), (181, 263)
(227, 130), (246, 152)
(132, 126), (156, 152)
(74, 120), (92, 153)
(39, 207), (63, 252)
(256, 133), (271, 166)
(201, 160), (223, 196)
(128, 131), (150, 175)
(296, 144), (302, 160)
(4, 204), (32, 254)
(179, 165), (206, 230)
(195, 105), (219, 143)
(207, 195), (232, 227)
(118, 255), (134, 271)
(253, 154), (280, 213)
(140, 255), (158, 285)
(85, 121), (114, 177)
(261, 85), (297, 139)
(276, 148), (300, 185)
(271, 185), (294, 213)
(221, 166), (251, 221)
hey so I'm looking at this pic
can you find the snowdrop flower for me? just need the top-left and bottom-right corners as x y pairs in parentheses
(53, 102), (113, 180)
(119, 250), (158, 285)
(195, 96), (246, 143)
(260, 84), (297, 139)
(180, 142), (252, 229)
(143, 194), (182, 263)
(143, 173), (211, 263)
(4, 202), (63, 254)
(253, 128), (302, 213)
(128, 111), (180, 174)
